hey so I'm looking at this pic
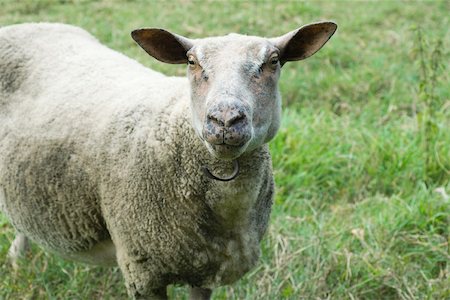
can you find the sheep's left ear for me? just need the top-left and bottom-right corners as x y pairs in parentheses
(131, 28), (193, 64)
(271, 22), (337, 64)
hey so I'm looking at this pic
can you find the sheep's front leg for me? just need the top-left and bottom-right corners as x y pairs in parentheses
(121, 264), (168, 300)
(114, 247), (168, 300)
(8, 233), (30, 270)
(189, 287), (212, 300)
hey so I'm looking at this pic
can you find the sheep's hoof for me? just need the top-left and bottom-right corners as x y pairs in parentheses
(202, 160), (239, 182)
(7, 234), (30, 271)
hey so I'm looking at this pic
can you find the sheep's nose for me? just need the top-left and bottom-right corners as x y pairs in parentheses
(203, 104), (251, 146)
(207, 109), (247, 128)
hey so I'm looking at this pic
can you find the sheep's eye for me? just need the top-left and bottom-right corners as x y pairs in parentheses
(270, 54), (279, 65)
(187, 55), (196, 66)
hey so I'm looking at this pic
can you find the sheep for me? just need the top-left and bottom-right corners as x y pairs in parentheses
(0, 22), (337, 299)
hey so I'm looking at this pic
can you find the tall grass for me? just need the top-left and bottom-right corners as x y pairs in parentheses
(1, 1), (449, 299)
(411, 25), (448, 184)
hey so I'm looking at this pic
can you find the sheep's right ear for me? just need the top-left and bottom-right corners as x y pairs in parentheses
(131, 28), (193, 64)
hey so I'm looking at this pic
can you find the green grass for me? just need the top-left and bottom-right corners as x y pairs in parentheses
(1, 0), (449, 299)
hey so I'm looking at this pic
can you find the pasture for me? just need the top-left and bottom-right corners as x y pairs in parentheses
(0, 1), (449, 299)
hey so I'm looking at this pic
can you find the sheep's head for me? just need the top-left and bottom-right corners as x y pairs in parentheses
(132, 23), (337, 161)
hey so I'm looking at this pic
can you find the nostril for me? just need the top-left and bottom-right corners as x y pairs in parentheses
(225, 112), (246, 127)
(207, 114), (224, 127)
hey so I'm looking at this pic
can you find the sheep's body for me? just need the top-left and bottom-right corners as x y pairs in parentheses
(0, 23), (273, 295)
(0, 20), (338, 298)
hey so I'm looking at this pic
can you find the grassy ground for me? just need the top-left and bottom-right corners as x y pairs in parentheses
(1, 0), (449, 299)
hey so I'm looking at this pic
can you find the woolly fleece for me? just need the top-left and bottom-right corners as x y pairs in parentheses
(0, 23), (274, 297)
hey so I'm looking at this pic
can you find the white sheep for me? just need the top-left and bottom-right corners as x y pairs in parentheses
(0, 22), (337, 299)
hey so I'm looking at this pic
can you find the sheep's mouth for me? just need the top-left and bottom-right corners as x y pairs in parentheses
(212, 143), (245, 156)
(205, 141), (248, 160)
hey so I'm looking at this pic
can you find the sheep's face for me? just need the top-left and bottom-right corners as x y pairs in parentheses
(186, 36), (282, 160)
(132, 23), (337, 160)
